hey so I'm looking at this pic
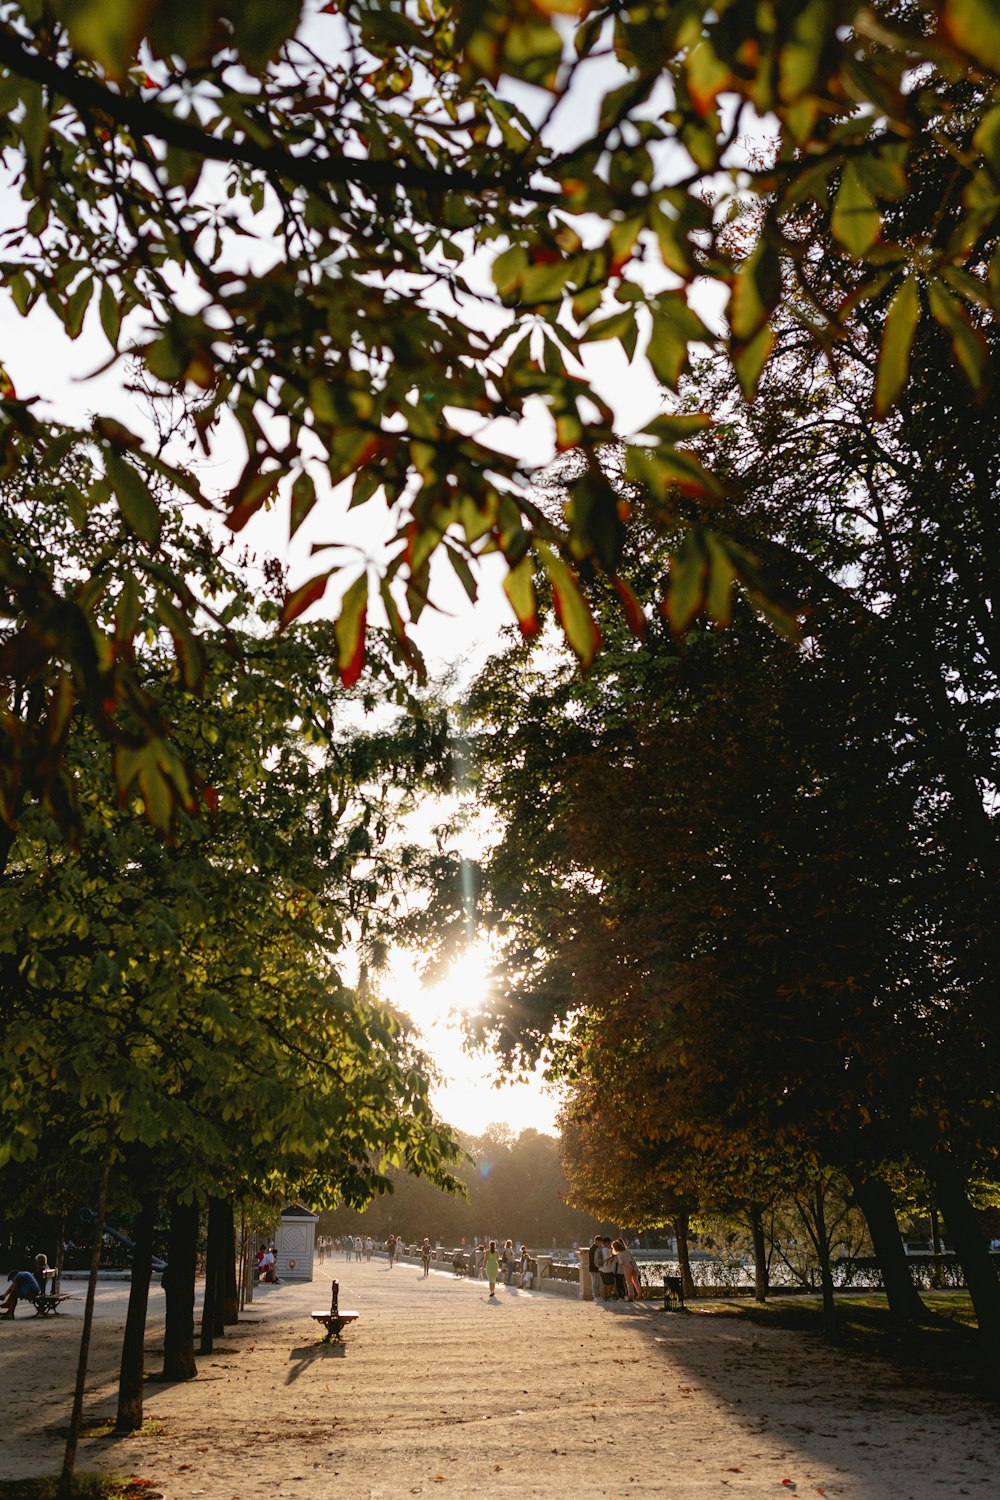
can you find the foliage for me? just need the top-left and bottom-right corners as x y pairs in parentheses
(3, 1), (1000, 828)
(0, 483), (462, 1220)
(404, 248), (1000, 1287)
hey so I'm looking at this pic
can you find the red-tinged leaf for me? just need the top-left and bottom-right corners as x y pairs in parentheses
(203, 784), (219, 813)
(538, 543), (601, 667)
(334, 572), (369, 687)
(503, 555), (539, 638)
(654, 446), (725, 500)
(226, 465), (289, 533)
(279, 570), (333, 631)
(0, 363), (16, 400)
(613, 575), (646, 638)
(380, 577), (424, 678)
(874, 277), (920, 419)
(686, 38), (734, 117)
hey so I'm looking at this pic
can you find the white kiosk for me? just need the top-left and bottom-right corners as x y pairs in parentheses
(274, 1203), (319, 1282)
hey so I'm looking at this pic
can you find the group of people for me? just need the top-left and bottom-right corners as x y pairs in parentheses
(587, 1234), (642, 1302)
(342, 1235), (375, 1262)
(256, 1246), (279, 1283)
(1, 1254), (55, 1318)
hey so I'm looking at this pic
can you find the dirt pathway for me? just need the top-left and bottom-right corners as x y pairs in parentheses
(1, 1260), (997, 1497)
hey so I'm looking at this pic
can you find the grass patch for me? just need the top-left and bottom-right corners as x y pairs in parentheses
(0, 1479), (162, 1500)
(701, 1292), (996, 1399)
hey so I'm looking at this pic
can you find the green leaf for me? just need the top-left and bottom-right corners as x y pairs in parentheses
(874, 277), (921, 419)
(227, 0), (304, 70)
(729, 237), (782, 343)
(704, 532), (738, 626)
(64, 276), (94, 340)
(664, 527), (708, 634)
(155, 596), (207, 690)
(831, 161), (881, 256)
(53, 0), (144, 78)
(732, 325), (775, 401)
(926, 279), (988, 389)
(289, 470), (317, 539)
(492, 244), (528, 301)
(940, 0), (1000, 71)
(778, 0), (831, 101)
(104, 452), (161, 545)
(334, 572), (369, 687)
(445, 543), (478, 604)
(648, 292), (710, 390)
(99, 281), (122, 349)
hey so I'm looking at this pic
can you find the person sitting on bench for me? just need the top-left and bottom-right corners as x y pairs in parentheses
(33, 1254), (56, 1294)
(0, 1268), (40, 1318)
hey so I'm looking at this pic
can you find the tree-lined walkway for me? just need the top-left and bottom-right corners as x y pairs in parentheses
(2, 1265), (997, 1498)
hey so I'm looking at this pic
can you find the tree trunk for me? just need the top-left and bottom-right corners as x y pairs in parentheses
(848, 1169), (926, 1324)
(930, 1205), (944, 1289)
(116, 1195), (156, 1433)
(162, 1199), (198, 1382)
(59, 1147), (112, 1500)
(928, 1153), (1000, 1346)
(675, 1211), (696, 1300)
(200, 1198), (228, 1353)
(221, 1199), (239, 1326)
(749, 1200), (769, 1302)
(813, 1181), (838, 1341)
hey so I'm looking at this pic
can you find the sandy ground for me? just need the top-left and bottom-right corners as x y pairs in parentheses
(1, 1260), (998, 1499)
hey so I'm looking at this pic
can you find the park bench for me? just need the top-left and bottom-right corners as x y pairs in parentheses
(310, 1279), (359, 1343)
(30, 1292), (71, 1316)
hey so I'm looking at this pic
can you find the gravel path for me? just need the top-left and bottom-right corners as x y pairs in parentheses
(2, 1260), (997, 1497)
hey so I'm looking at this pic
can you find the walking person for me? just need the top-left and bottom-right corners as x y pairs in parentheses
(421, 1237), (432, 1277)
(485, 1240), (500, 1298)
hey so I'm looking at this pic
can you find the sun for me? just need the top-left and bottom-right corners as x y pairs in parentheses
(391, 941), (492, 1031)
(419, 942), (493, 1025)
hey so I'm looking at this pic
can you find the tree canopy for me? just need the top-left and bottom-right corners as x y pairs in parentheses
(3, 1), (1000, 828)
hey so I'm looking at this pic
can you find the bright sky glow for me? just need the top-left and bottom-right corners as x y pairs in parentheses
(387, 945), (562, 1139)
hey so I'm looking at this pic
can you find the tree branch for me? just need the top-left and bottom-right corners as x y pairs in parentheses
(0, 23), (561, 205)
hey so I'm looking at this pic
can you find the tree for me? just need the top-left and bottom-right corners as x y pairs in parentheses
(3, 2), (1000, 827)
(410, 320), (1000, 1335)
(0, 489), (463, 1461)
